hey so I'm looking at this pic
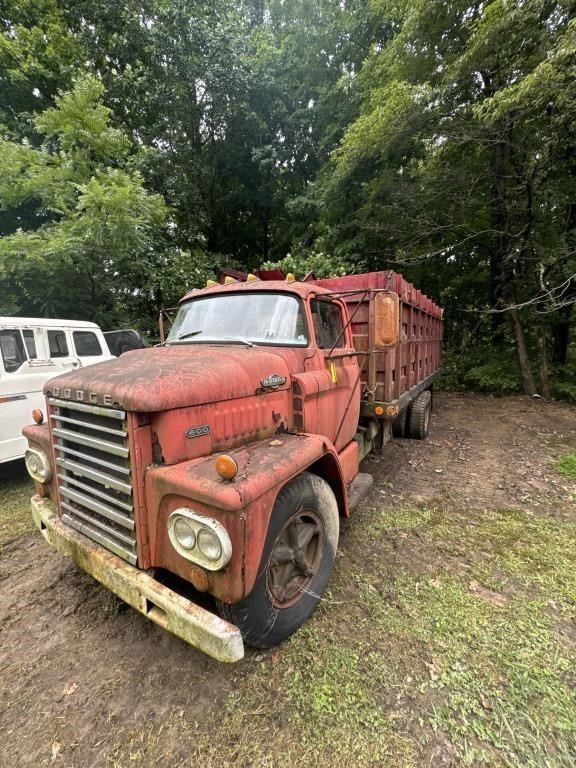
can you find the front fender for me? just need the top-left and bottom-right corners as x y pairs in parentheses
(145, 432), (345, 602)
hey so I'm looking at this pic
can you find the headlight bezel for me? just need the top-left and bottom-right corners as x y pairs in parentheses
(24, 447), (52, 484)
(167, 508), (232, 571)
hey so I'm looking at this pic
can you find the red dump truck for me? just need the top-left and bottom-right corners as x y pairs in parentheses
(23, 271), (442, 662)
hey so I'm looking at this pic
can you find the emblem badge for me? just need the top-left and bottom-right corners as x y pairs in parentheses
(261, 374), (286, 389)
(185, 425), (211, 439)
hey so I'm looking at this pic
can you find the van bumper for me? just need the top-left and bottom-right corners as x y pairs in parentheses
(31, 495), (245, 663)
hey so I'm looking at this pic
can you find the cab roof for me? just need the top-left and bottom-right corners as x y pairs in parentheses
(179, 279), (333, 304)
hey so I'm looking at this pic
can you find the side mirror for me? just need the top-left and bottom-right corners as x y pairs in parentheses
(374, 291), (400, 349)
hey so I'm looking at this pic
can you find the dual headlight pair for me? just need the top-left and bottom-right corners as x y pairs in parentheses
(25, 448), (52, 484)
(168, 509), (232, 571)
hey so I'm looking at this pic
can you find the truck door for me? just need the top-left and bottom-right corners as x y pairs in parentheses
(310, 298), (360, 451)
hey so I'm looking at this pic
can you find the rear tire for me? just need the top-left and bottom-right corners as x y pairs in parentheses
(216, 472), (339, 649)
(408, 390), (432, 440)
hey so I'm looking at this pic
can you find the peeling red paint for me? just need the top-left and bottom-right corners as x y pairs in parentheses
(44, 346), (293, 413)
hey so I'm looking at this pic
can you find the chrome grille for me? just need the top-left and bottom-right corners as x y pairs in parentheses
(49, 398), (137, 565)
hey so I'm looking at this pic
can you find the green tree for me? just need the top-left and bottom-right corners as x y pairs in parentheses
(0, 75), (170, 328)
(316, 0), (576, 396)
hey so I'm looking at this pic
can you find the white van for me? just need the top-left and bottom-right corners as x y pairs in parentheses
(0, 318), (113, 463)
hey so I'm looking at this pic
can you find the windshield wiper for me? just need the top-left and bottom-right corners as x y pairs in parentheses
(162, 330), (254, 348)
(216, 336), (254, 348)
(162, 329), (203, 345)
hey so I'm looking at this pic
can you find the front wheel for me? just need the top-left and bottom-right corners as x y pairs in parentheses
(216, 472), (339, 649)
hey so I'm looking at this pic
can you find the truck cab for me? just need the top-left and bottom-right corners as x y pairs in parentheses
(23, 272), (442, 662)
(0, 318), (112, 463)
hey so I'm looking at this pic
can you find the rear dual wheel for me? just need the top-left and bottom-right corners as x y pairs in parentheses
(216, 472), (339, 649)
(408, 390), (432, 440)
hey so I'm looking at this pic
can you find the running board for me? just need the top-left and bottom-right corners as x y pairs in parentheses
(348, 472), (374, 511)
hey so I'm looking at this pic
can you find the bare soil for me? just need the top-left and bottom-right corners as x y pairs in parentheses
(1, 392), (575, 767)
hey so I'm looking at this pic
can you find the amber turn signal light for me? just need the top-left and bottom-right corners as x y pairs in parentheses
(215, 454), (238, 481)
(32, 409), (44, 425)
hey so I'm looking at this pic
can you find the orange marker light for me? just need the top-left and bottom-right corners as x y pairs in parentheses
(215, 454), (238, 481)
(374, 406), (384, 416)
(32, 409), (44, 425)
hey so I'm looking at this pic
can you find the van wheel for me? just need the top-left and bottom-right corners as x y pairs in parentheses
(408, 390), (432, 440)
(216, 472), (339, 649)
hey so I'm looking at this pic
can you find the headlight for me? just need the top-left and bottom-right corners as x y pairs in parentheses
(197, 528), (222, 561)
(25, 448), (52, 483)
(173, 517), (196, 550)
(168, 508), (232, 571)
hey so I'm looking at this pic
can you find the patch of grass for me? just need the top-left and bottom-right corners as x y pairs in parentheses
(357, 504), (576, 765)
(106, 503), (576, 768)
(393, 578), (574, 767)
(556, 451), (576, 480)
(108, 622), (416, 768)
(191, 622), (414, 767)
(0, 463), (34, 550)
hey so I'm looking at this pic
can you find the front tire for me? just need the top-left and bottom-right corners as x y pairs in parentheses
(216, 472), (339, 649)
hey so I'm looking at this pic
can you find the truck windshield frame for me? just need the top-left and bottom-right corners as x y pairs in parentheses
(166, 292), (310, 348)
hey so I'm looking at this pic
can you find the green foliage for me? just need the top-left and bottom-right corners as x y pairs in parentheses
(262, 248), (362, 279)
(1, 0), (575, 392)
(314, 0), (576, 396)
(440, 349), (522, 395)
(0, 75), (171, 328)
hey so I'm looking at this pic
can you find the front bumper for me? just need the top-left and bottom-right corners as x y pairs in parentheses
(31, 496), (244, 663)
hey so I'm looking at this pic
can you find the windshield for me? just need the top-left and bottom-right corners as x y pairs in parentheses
(166, 292), (309, 347)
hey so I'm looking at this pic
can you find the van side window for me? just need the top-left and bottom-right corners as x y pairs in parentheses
(311, 300), (346, 349)
(48, 330), (69, 358)
(22, 329), (38, 359)
(73, 331), (102, 356)
(0, 329), (27, 373)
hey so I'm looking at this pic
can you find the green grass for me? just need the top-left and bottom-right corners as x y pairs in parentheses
(106, 503), (576, 768)
(556, 451), (576, 480)
(0, 463), (34, 551)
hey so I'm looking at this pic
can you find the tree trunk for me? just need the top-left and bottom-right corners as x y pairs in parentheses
(537, 327), (551, 399)
(506, 292), (536, 395)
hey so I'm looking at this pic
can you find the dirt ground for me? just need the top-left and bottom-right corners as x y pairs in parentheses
(1, 392), (575, 768)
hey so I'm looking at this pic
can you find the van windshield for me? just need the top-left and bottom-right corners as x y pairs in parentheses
(166, 293), (309, 347)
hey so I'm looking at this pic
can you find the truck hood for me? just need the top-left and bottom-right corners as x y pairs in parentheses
(44, 345), (291, 412)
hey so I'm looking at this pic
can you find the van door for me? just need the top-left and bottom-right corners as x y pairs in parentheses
(43, 327), (84, 371)
(0, 327), (56, 462)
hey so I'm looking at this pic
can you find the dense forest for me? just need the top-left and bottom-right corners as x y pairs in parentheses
(1, 1), (575, 397)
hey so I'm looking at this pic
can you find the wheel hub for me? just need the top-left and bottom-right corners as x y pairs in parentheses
(266, 510), (324, 608)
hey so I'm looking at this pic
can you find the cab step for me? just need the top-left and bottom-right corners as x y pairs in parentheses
(348, 472), (374, 511)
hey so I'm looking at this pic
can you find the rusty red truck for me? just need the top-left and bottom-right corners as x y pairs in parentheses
(23, 270), (442, 662)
